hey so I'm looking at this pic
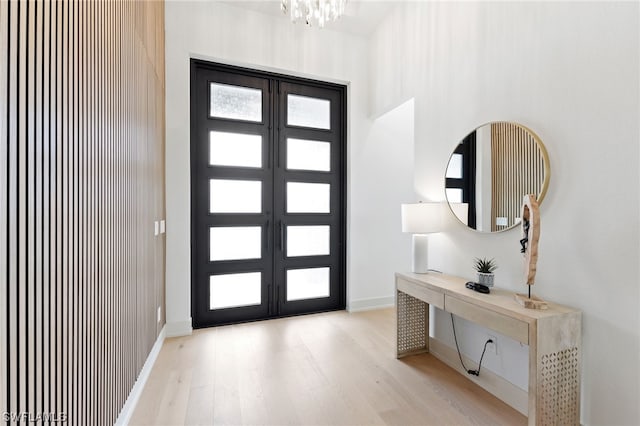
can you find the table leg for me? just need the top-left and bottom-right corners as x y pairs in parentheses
(396, 289), (429, 358)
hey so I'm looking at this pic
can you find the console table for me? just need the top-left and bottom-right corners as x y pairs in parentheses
(395, 272), (581, 426)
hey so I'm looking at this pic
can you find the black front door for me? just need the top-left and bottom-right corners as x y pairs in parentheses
(191, 61), (346, 327)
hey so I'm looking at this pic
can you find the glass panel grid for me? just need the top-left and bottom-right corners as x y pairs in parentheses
(209, 179), (262, 214)
(209, 272), (261, 309)
(287, 267), (330, 301)
(446, 188), (463, 203)
(209, 131), (262, 168)
(210, 82), (262, 122)
(287, 94), (330, 130)
(287, 138), (331, 172)
(287, 225), (330, 257)
(446, 153), (463, 179)
(209, 226), (261, 261)
(287, 182), (330, 214)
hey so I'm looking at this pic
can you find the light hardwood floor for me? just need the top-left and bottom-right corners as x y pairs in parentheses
(130, 309), (526, 425)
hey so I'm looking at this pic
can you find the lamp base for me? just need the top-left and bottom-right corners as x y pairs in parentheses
(411, 234), (429, 273)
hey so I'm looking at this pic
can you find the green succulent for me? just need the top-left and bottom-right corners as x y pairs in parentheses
(474, 257), (498, 273)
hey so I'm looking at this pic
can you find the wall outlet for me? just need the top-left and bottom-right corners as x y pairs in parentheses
(157, 306), (162, 323)
(487, 334), (498, 355)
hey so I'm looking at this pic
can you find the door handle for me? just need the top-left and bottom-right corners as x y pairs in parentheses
(265, 220), (270, 249)
(267, 283), (272, 315)
(279, 221), (284, 252)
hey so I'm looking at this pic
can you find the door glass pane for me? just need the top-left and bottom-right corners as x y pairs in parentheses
(287, 225), (330, 257)
(287, 138), (330, 172)
(287, 182), (330, 213)
(209, 131), (262, 168)
(210, 227), (261, 261)
(210, 83), (262, 122)
(210, 179), (261, 213)
(446, 188), (463, 203)
(287, 267), (330, 301)
(446, 153), (463, 178)
(210, 272), (261, 309)
(287, 94), (330, 130)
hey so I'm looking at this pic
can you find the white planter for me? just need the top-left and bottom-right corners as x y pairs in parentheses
(477, 272), (495, 287)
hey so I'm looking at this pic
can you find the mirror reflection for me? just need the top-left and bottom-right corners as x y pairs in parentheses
(445, 122), (550, 233)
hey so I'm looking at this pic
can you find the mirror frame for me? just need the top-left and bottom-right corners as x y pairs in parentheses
(445, 121), (551, 233)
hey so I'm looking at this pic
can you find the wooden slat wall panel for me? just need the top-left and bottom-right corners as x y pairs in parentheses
(1, 0), (166, 424)
(491, 122), (545, 232)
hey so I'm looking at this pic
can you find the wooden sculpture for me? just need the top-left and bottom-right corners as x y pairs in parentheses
(515, 194), (548, 309)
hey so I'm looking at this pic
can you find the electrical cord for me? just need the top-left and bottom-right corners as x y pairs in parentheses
(450, 313), (493, 377)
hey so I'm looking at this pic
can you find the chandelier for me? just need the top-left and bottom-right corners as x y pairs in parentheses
(281, 0), (347, 28)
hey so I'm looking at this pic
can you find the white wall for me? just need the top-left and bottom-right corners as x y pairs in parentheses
(369, 2), (639, 424)
(164, 1), (410, 332)
(349, 98), (415, 310)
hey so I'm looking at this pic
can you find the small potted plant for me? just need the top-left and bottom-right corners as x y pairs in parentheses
(474, 257), (498, 287)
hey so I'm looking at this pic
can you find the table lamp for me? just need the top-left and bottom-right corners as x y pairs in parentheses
(401, 202), (443, 273)
(449, 202), (469, 226)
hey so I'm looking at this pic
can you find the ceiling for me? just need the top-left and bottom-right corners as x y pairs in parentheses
(220, 0), (397, 36)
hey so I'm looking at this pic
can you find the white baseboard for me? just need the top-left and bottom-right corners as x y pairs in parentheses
(347, 296), (395, 312)
(165, 319), (193, 337)
(115, 326), (166, 426)
(428, 337), (528, 416)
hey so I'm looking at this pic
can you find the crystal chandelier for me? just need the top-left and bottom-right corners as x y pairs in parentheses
(281, 0), (347, 28)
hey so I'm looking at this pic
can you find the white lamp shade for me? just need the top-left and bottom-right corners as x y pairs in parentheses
(401, 202), (443, 234)
(449, 202), (469, 226)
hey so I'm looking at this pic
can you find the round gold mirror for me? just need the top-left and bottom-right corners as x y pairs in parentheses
(445, 122), (550, 232)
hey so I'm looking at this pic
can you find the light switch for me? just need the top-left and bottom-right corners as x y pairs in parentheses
(154, 221), (159, 236)
(160, 220), (166, 234)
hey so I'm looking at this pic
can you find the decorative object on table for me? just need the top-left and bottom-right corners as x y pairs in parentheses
(465, 281), (490, 294)
(515, 194), (548, 309)
(473, 257), (497, 287)
(401, 202), (443, 273)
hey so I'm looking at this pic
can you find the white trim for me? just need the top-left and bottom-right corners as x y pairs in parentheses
(165, 319), (193, 337)
(115, 326), (166, 426)
(347, 296), (395, 312)
(188, 53), (350, 87)
(428, 337), (528, 416)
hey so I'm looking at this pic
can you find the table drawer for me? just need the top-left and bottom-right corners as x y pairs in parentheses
(446, 295), (529, 344)
(397, 278), (444, 310)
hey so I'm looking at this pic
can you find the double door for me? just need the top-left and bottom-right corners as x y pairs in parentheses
(191, 61), (346, 327)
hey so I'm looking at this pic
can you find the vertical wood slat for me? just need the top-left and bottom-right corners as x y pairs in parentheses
(0, 0), (7, 419)
(491, 122), (546, 231)
(43, 0), (51, 418)
(7, 2), (18, 418)
(1, 1), (165, 424)
(18, 0), (27, 418)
